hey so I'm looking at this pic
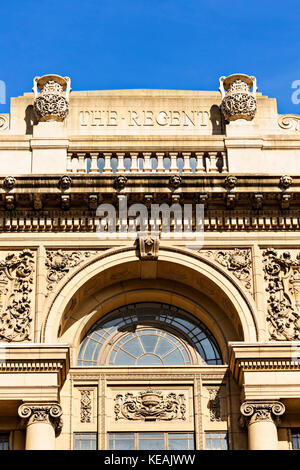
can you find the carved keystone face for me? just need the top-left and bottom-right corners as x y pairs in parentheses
(3, 176), (16, 191)
(280, 175), (292, 189)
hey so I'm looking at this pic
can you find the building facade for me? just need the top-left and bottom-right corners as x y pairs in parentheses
(0, 73), (300, 450)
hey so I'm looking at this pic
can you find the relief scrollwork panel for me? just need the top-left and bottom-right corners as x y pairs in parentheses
(0, 250), (35, 342)
(263, 249), (300, 340)
(45, 250), (98, 294)
(201, 248), (253, 295)
(114, 388), (186, 422)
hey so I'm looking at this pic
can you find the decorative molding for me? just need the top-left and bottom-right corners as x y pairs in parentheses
(208, 388), (221, 422)
(45, 249), (97, 294)
(114, 388), (186, 421)
(201, 248), (252, 293)
(278, 114), (300, 131)
(0, 114), (9, 132)
(33, 75), (71, 122)
(263, 249), (300, 340)
(138, 234), (159, 260)
(80, 390), (92, 423)
(219, 74), (257, 121)
(0, 250), (34, 342)
(18, 402), (63, 435)
(240, 401), (285, 427)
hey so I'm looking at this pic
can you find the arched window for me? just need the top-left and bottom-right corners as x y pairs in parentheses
(77, 303), (222, 366)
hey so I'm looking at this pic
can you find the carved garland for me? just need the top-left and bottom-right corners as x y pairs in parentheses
(263, 249), (300, 340)
(201, 249), (252, 292)
(114, 388), (186, 421)
(0, 250), (34, 342)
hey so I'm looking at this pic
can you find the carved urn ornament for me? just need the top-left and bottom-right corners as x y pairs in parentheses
(33, 74), (71, 122)
(219, 74), (257, 121)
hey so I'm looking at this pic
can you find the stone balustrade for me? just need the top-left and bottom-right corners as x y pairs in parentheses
(66, 150), (228, 174)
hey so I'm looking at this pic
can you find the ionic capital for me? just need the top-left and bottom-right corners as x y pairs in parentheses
(240, 401), (285, 427)
(18, 402), (63, 435)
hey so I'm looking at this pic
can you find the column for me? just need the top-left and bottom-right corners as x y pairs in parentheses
(240, 401), (285, 450)
(18, 403), (62, 450)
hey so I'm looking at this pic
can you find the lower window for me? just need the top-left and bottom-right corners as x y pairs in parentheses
(0, 434), (9, 450)
(205, 432), (228, 450)
(108, 432), (194, 450)
(292, 429), (300, 450)
(74, 433), (97, 450)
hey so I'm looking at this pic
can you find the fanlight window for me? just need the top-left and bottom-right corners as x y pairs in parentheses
(77, 303), (222, 367)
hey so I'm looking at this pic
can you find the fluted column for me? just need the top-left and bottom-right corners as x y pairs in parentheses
(18, 403), (62, 450)
(240, 401), (285, 450)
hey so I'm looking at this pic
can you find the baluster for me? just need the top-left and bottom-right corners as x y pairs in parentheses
(90, 152), (99, 173)
(143, 152), (152, 172)
(209, 152), (218, 172)
(156, 152), (165, 173)
(77, 152), (86, 173)
(195, 151), (205, 173)
(130, 152), (139, 173)
(182, 152), (191, 173)
(103, 152), (112, 173)
(221, 151), (228, 172)
(169, 152), (178, 173)
(66, 152), (73, 172)
(116, 152), (125, 173)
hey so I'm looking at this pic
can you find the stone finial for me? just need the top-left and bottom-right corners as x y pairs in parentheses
(219, 74), (257, 121)
(33, 74), (71, 122)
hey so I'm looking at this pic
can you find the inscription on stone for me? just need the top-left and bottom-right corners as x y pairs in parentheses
(79, 109), (210, 128)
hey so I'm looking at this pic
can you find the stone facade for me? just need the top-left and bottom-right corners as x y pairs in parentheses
(0, 73), (299, 450)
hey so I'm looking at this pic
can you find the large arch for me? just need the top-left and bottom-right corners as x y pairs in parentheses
(41, 246), (262, 364)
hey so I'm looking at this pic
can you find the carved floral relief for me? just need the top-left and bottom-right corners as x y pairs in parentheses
(263, 249), (300, 340)
(0, 250), (35, 342)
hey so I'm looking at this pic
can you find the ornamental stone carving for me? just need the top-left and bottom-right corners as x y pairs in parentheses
(263, 249), (300, 340)
(0, 250), (34, 342)
(80, 390), (92, 423)
(114, 388), (186, 421)
(169, 175), (182, 189)
(45, 250), (97, 293)
(59, 175), (72, 191)
(219, 74), (257, 121)
(208, 389), (221, 422)
(279, 175), (292, 190)
(138, 234), (159, 260)
(3, 176), (16, 191)
(278, 114), (300, 131)
(240, 401), (285, 427)
(114, 175), (128, 190)
(0, 114), (9, 132)
(33, 74), (71, 122)
(18, 403), (63, 435)
(224, 175), (237, 190)
(202, 248), (252, 292)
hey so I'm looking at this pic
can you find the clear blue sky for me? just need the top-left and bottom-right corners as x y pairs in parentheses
(1, 0), (300, 114)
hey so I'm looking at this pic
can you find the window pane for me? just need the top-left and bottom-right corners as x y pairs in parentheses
(206, 432), (228, 450)
(74, 433), (97, 450)
(168, 433), (194, 450)
(108, 433), (135, 450)
(138, 433), (164, 450)
(292, 430), (300, 450)
(141, 335), (158, 353)
(0, 434), (9, 450)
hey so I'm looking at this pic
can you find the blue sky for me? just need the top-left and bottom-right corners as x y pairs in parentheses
(0, 0), (300, 114)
